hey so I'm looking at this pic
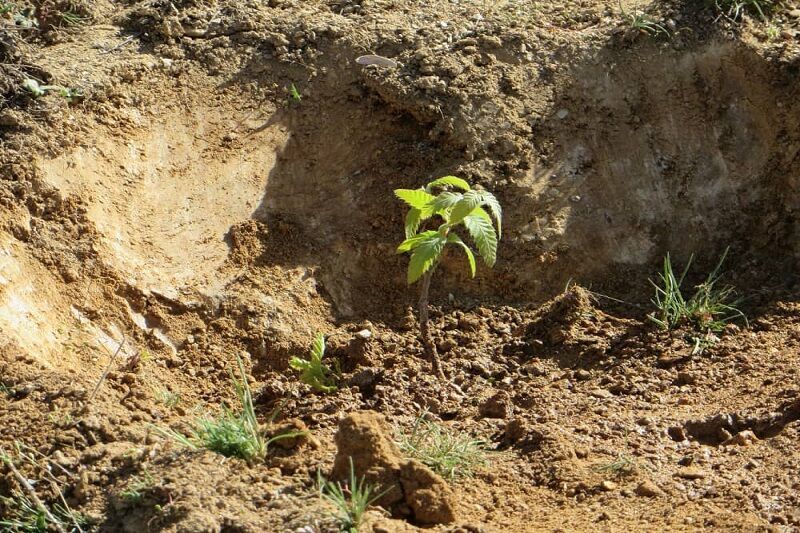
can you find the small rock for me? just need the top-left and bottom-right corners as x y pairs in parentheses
(355, 329), (372, 340)
(457, 316), (481, 332)
(635, 480), (662, 497)
(600, 480), (618, 492)
(556, 108), (569, 119)
(676, 468), (707, 480)
(721, 430), (758, 446)
(590, 388), (613, 399)
(574, 369), (591, 381)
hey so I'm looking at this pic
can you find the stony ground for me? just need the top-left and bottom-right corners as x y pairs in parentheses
(1, 0), (800, 531)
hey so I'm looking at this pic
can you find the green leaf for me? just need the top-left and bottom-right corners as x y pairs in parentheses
(463, 215), (498, 267)
(397, 230), (439, 253)
(426, 191), (463, 213)
(405, 208), (422, 238)
(476, 190), (502, 239)
(469, 206), (492, 222)
(289, 357), (311, 371)
(311, 332), (325, 362)
(447, 233), (476, 277)
(407, 233), (446, 284)
(426, 176), (471, 192)
(394, 189), (436, 210)
(448, 190), (483, 226)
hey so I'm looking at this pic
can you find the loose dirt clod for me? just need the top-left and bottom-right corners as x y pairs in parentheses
(332, 411), (457, 524)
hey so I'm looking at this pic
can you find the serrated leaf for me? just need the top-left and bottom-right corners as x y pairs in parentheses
(469, 206), (492, 222)
(447, 233), (476, 277)
(448, 190), (483, 226)
(425, 175), (471, 192)
(394, 189), (435, 210)
(407, 233), (446, 284)
(311, 332), (325, 362)
(476, 190), (502, 239)
(405, 208), (422, 238)
(397, 230), (439, 253)
(463, 215), (498, 267)
(289, 357), (311, 371)
(426, 191), (463, 213)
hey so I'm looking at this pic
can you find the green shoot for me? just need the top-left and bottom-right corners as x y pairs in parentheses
(317, 458), (386, 533)
(155, 388), (181, 409)
(592, 453), (651, 477)
(60, 11), (88, 26)
(289, 333), (337, 393)
(119, 470), (155, 504)
(619, 1), (670, 37)
(716, 0), (775, 21)
(154, 357), (305, 460)
(0, 445), (86, 533)
(648, 248), (746, 333)
(397, 414), (487, 480)
(288, 83), (302, 104)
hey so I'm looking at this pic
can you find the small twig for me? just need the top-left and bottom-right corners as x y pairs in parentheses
(100, 34), (136, 54)
(88, 335), (125, 403)
(0, 447), (67, 533)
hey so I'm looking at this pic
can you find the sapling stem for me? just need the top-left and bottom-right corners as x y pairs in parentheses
(418, 269), (445, 379)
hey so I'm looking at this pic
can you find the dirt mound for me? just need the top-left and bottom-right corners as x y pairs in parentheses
(332, 411), (457, 525)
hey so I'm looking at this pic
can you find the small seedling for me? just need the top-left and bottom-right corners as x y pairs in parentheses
(716, 0), (774, 21)
(289, 333), (337, 393)
(395, 176), (501, 378)
(155, 389), (181, 409)
(592, 453), (650, 477)
(60, 11), (88, 26)
(288, 83), (302, 104)
(398, 414), (487, 480)
(120, 471), (155, 504)
(317, 458), (386, 533)
(0, 445), (86, 533)
(648, 248), (746, 333)
(22, 79), (84, 103)
(154, 357), (304, 460)
(0, 2), (15, 16)
(619, 0), (670, 37)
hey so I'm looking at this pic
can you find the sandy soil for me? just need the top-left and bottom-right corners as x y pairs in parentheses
(1, 0), (800, 531)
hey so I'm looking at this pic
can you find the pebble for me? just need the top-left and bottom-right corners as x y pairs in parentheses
(590, 388), (613, 399)
(677, 468), (707, 480)
(600, 480), (618, 492)
(635, 480), (662, 497)
(355, 329), (372, 340)
(721, 430), (758, 446)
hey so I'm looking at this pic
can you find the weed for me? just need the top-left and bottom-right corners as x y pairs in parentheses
(648, 248), (746, 333)
(0, 381), (10, 396)
(154, 357), (305, 460)
(60, 11), (87, 26)
(317, 458), (386, 533)
(22, 78), (84, 103)
(288, 83), (302, 104)
(0, 492), (86, 532)
(289, 333), (337, 393)
(398, 414), (487, 480)
(619, 1), (670, 37)
(0, 445), (86, 533)
(155, 389), (181, 409)
(120, 470), (155, 504)
(395, 176), (501, 378)
(716, 0), (776, 21)
(592, 453), (650, 477)
(0, 2), (14, 16)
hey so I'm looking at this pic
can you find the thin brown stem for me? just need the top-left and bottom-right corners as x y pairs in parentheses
(419, 270), (445, 379)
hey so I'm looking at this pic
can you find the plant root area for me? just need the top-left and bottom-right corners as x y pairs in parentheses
(1, 0), (800, 531)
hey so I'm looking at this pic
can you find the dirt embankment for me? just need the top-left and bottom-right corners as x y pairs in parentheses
(1, 0), (800, 531)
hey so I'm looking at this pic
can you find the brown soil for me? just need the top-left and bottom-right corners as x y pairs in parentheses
(2, 0), (800, 531)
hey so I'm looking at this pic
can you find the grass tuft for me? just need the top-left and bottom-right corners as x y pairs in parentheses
(155, 357), (304, 460)
(716, 0), (777, 21)
(398, 414), (487, 480)
(648, 248), (746, 333)
(317, 458), (385, 533)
